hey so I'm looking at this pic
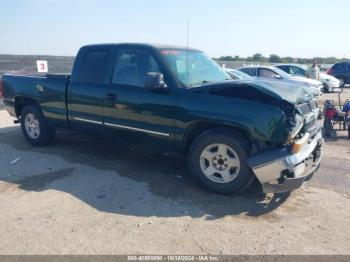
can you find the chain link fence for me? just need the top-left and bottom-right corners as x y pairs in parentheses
(0, 54), (75, 109)
(215, 60), (333, 71)
(215, 60), (270, 69)
(0, 54), (75, 76)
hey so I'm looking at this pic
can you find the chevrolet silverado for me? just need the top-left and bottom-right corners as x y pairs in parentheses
(0, 43), (324, 194)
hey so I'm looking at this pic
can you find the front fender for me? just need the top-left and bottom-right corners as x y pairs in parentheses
(175, 92), (288, 150)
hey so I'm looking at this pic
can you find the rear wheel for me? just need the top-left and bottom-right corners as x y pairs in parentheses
(20, 105), (55, 146)
(188, 128), (254, 194)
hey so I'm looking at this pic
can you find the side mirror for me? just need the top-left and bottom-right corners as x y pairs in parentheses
(145, 72), (168, 91)
(274, 74), (282, 79)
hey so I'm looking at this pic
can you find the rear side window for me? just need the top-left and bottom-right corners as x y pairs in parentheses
(112, 48), (161, 87)
(240, 67), (256, 76)
(292, 66), (306, 76)
(78, 50), (109, 84)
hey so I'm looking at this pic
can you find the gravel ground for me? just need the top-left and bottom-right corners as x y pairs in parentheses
(0, 99), (350, 255)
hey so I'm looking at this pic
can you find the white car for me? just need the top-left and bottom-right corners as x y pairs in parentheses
(239, 66), (323, 97)
(275, 64), (341, 92)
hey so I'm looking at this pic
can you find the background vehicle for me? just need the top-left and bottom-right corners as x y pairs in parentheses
(0, 43), (323, 194)
(327, 62), (350, 85)
(276, 64), (341, 93)
(225, 68), (253, 80)
(239, 66), (323, 96)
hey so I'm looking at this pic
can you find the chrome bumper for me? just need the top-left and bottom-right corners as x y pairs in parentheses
(247, 130), (324, 193)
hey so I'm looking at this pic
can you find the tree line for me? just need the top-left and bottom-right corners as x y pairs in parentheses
(214, 53), (350, 64)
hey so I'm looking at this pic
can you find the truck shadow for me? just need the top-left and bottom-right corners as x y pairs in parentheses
(0, 126), (291, 220)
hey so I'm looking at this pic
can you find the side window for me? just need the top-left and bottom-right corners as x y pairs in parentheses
(112, 48), (162, 87)
(79, 50), (109, 84)
(278, 66), (290, 74)
(259, 68), (279, 78)
(292, 66), (306, 76)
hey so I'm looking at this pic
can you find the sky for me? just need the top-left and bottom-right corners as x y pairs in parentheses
(0, 0), (349, 58)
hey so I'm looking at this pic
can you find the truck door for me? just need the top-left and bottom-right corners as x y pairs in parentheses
(102, 46), (177, 150)
(67, 48), (111, 135)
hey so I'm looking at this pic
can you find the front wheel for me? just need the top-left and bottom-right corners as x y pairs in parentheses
(20, 105), (55, 146)
(188, 128), (254, 194)
(338, 78), (346, 87)
(322, 84), (328, 93)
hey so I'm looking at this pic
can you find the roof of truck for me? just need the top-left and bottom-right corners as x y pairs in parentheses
(81, 43), (201, 52)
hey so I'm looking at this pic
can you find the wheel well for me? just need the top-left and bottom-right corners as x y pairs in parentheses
(184, 122), (253, 154)
(15, 97), (38, 118)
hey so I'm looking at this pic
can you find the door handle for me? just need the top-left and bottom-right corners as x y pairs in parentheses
(106, 93), (117, 101)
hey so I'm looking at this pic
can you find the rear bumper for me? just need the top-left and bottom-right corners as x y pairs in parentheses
(248, 130), (324, 193)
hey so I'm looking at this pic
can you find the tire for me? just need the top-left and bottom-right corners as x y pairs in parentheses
(188, 128), (254, 194)
(20, 105), (55, 146)
(338, 77), (345, 87)
(322, 84), (328, 93)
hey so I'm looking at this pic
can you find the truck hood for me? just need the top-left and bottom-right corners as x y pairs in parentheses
(192, 80), (314, 105)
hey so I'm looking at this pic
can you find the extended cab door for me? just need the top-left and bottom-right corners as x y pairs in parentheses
(102, 46), (178, 150)
(67, 47), (113, 135)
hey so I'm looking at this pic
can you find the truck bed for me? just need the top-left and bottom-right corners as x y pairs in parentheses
(1, 73), (70, 127)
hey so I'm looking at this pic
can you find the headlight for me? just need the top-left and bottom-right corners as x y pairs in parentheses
(291, 132), (310, 153)
(287, 113), (304, 141)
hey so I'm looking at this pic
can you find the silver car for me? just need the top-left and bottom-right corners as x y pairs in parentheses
(239, 66), (323, 96)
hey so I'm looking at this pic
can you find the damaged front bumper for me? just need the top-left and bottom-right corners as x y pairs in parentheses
(248, 130), (324, 194)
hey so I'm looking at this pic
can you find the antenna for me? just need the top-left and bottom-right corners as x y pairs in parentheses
(186, 18), (190, 50)
(186, 18), (190, 84)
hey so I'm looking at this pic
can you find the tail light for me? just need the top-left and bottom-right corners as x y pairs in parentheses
(0, 79), (3, 98)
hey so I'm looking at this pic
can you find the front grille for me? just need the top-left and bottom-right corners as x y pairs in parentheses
(304, 118), (319, 137)
(296, 100), (320, 138)
(298, 103), (312, 115)
(309, 100), (318, 110)
(297, 100), (318, 115)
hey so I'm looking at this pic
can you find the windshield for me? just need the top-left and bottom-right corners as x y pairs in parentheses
(271, 66), (293, 79)
(227, 69), (253, 80)
(160, 49), (230, 87)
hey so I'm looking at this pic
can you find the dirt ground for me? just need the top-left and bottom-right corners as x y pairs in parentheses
(0, 90), (350, 254)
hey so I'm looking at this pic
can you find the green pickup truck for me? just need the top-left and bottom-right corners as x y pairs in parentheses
(0, 43), (323, 194)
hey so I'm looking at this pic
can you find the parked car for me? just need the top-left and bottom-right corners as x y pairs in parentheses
(275, 64), (342, 93)
(0, 43), (323, 194)
(225, 68), (253, 80)
(327, 62), (350, 85)
(239, 66), (323, 96)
